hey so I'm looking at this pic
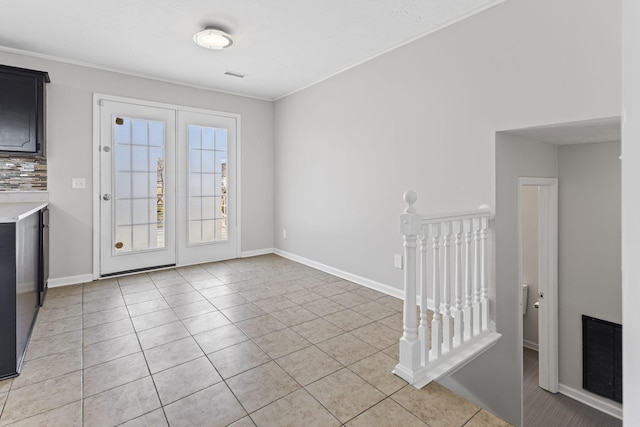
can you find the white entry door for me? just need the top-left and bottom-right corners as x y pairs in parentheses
(99, 101), (176, 276)
(177, 110), (238, 265)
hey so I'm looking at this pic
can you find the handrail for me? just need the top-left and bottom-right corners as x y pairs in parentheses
(419, 204), (495, 225)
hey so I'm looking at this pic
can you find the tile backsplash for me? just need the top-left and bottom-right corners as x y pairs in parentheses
(0, 156), (47, 191)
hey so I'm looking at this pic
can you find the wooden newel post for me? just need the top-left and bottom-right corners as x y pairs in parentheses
(398, 190), (423, 377)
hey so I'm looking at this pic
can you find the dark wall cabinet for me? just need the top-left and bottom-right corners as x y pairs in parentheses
(0, 207), (48, 379)
(0, 65), (50, 156)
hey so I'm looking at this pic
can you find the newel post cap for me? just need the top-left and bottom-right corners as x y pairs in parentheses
(403, 190), (417, 213)
(401, 191), (420, 235)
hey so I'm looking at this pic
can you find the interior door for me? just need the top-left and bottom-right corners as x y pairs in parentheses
(99, 100), (176, 275)
(177, 110), (238, 265)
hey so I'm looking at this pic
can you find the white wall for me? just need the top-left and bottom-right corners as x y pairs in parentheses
(274, 0), (620, 423)
(557, 141), (622, 402)
(0, 50), (274, 281)
(521, 186), (539, 348)
(492, 134), (558, 425)
(622, 0), (640, 423)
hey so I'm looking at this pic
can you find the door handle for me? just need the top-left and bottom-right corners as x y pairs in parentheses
(103, 194), (111, 201)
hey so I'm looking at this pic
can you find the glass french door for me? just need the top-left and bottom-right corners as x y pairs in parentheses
(99, 98), (237, 276)
(100, 101), (176, 275)
(177, 110), (237, 265)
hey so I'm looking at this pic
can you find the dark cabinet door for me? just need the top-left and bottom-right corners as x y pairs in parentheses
(0, 65), (49, 155)
(0, 74), (38, 153)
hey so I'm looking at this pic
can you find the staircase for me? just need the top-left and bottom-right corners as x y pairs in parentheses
(393, 191), (502, 388)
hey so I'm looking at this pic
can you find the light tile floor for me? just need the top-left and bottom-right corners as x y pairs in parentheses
(0, 255), (512, 426)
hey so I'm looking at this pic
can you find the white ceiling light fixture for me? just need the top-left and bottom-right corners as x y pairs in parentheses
(193, 27), (234, 50)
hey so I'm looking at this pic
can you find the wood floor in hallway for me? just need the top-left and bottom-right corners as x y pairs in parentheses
(523, 347), (621, 427)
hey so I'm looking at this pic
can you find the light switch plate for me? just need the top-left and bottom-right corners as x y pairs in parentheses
(394, 254), (403, 269)
(72, 178), (86, 189)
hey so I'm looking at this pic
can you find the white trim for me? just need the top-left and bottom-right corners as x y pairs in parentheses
(240, 248), (274, 258)
(538, 181), (559, 393)
(275, 0), (507, 100)
(48, 274), (94, 288)
(274, 249), (404, 300)
(0, 46), (271, 102)
(518, 177), (559, 395)
(235, 116), (242, 259)
(558, 383), (623, 420)
(92, 94), (101, 280)
(523, 340), (539, 352)
(92, 93), (242, 278)
(92, 93), (243, 119)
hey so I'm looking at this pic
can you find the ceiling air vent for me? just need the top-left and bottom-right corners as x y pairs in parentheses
(224, 71), (246, 79)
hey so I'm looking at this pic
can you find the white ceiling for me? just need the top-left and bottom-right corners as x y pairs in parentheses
(0, 0), (501, 100)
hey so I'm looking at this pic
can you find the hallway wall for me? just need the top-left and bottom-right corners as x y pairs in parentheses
(557, 141), (622, 404)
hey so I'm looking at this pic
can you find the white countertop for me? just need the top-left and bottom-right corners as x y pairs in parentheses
(0, 202), (48, 223)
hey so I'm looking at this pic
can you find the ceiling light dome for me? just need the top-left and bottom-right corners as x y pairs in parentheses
(193, 27), (234, 50)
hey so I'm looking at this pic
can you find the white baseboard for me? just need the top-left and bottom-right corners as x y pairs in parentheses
(240, 248), (275, 258)
(523, 339), (539, 351)
(274, 249), (403, 300)
(47, 274), (94, 288)
(558, 383), (623, 420)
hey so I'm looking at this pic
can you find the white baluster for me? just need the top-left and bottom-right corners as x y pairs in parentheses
(418, 227), (430, 366)
(453, 220), (463, 346)
(480, 216), (489, 331)
(473, 217), (481, 336)
(397, 191), (422, 377)
(442, 222), (453, 353)
(431, 223), (442, 359)
(463, 219), (473, 341)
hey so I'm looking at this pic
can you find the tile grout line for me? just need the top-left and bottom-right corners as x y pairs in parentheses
(118, 272), (171, 426)
(460, 408), (484, 426)
(175, 265), (258, 425)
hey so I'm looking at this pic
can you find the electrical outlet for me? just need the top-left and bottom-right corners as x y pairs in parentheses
(394, 254), (403, 269)
(282, 229), (287, 239)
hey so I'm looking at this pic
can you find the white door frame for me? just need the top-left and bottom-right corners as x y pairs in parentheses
(518, 177), (558, 393)
(92, 93), (242, 279)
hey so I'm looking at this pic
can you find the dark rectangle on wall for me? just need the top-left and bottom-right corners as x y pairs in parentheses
(582, 315), (622, 403)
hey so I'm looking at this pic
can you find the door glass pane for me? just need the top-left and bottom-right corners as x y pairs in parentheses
(132, 224), (150, 250)
(132, 146), (148, 171)
(189, 221), (202, 244)
(131, 172), (149, 199)
(202, 150), (215, 173)
(115, 200), (132, 226)
(202, 127), (215, 150)
(201, 174), (215, 196)
(202, 220), (215, 241)
(113, 117), (165, 253)
(202, 197), (215, 219)
(188, 124), (228, 244)
(189, 197), (202, 221)
(215, 219), (227, 240)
